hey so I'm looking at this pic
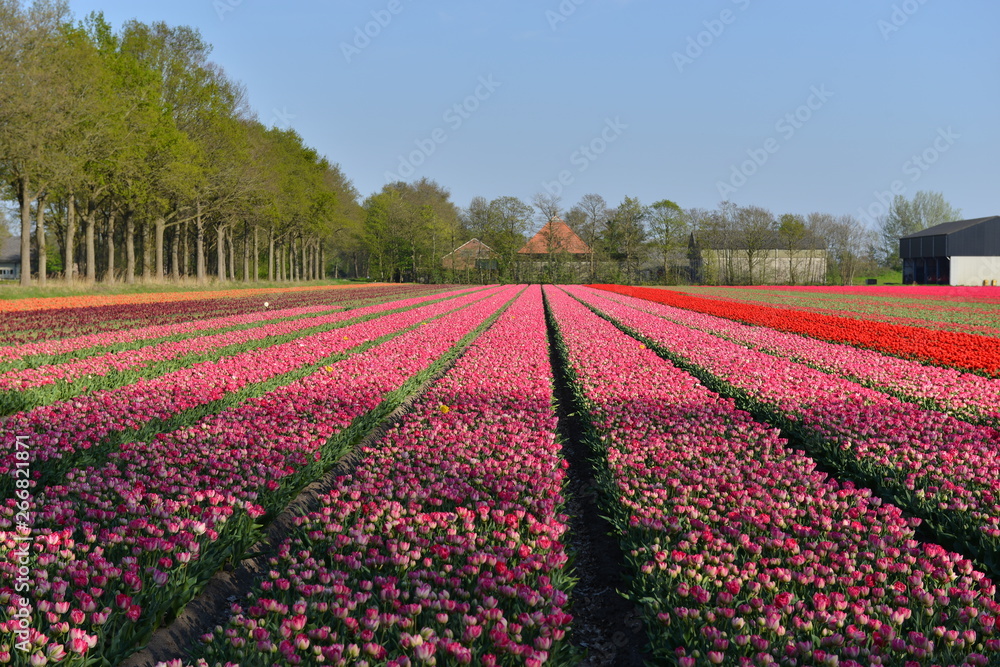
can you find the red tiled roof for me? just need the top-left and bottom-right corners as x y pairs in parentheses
(518, 218), (591, 255)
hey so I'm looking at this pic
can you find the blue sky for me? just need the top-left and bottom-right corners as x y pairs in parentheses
(63, 0), (1000, 226)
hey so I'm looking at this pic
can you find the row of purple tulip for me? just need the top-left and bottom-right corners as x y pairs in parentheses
(547, 286), (1000, 666)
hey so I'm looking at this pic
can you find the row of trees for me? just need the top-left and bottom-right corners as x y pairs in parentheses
(0, 0), (363, 286)
(357, 186), (956, 286)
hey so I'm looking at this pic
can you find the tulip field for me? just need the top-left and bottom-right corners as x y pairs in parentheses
(2, 283), (1000, 666)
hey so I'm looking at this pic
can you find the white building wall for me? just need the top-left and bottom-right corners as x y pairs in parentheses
(951, 256), (1000, 285)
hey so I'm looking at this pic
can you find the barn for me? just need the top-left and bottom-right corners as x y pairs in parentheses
(441, 238), (497, 272)
(900, 216), (1000, 285)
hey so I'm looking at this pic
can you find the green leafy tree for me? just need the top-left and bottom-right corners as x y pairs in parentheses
(647, 199), (686, 283)
(606, 196), (647, 284)
(777, 213), (807, 284)
(877, 191), (961, 270)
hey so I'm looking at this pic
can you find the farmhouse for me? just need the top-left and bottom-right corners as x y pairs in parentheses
(0, 236), (24, 280)
(517, 217), (591, 257)
(517, 217), (593, 281)
(441, 238), (497, 272)
(900, 216), (1000, 285)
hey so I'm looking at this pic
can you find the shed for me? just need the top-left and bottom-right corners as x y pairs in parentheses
(900, 216), (1000, 285)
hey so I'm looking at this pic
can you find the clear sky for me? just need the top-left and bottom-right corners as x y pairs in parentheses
(63, 0), (1000, 226)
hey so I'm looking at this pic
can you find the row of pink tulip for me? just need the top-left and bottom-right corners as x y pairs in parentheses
(592, 289), (1000, 429)
(181, 286), (573, 667)
(0, 307), (357, 392)
(0, 304), (335, 366)
(0, 285), (442, 362)
(0, 287), (504, 500)
(569, 286), (1000, 581)
(546, 286), (1000, 666)
(0, 287), (477, 393)
(0, 286), (518, 667)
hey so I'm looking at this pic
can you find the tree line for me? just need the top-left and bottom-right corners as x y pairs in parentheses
(357, 185), (959, 286)
(0, 0), (364, 287)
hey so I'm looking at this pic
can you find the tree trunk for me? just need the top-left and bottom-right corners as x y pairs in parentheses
(64, 194), (76, 284)
(242, 224), (250, 283)
(228, 227), (236, 281)
(125, 210), (136, 284)
(216, 222), (226, 282)
(105, 211), (116, 283)
(171, 227), (180, 281)
(17, 177), (32, 286)
(195, 202), (206, 284)
(319, 244), (325, 280)
(253, 226), (259, 282)
(36, 193), (47, 287)
(85, 206), (96, 284)
(298, 240), (303, 281)
(155, 218), (166, 280)
(182, 219), (189, 278)
(268, 229), (274, 281)
(141, 220), (152, 280)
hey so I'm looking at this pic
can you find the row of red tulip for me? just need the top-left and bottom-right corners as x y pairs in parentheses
(591, 289), (1000, 430)
(547, 286), (1000, 666)
(0, 286), (518, 666)
(591, 285), (1000, 376)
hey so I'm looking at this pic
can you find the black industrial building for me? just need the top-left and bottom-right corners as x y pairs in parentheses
(900, 216), (1000, 285)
